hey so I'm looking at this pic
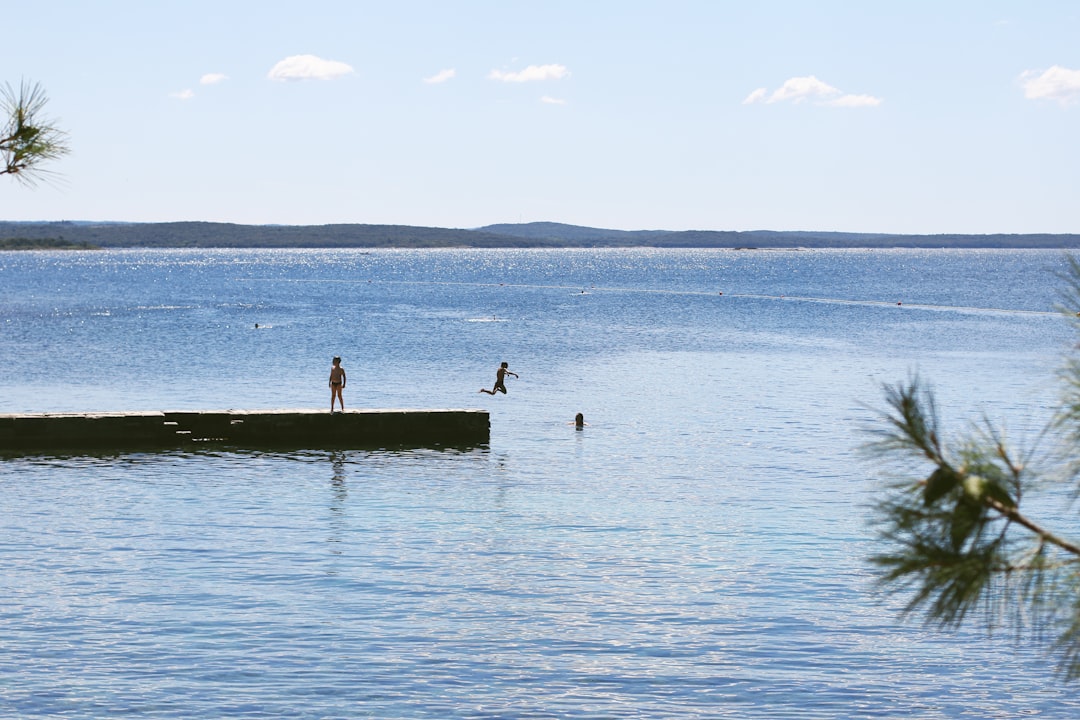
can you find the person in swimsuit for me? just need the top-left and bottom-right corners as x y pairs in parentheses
(329, 356), (346, 411)
(479, 361), (518, 395)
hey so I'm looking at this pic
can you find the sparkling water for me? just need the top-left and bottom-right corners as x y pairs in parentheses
(1, 248), (1076, 718)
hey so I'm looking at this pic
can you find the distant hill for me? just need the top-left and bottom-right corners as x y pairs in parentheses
(478, 222), (673, 245)
(2, 220), (1079, 249)
(0, 221), (542, 249)
(477, 223), (1080, 249)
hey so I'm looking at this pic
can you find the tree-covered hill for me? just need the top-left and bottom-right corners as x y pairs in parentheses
(0, 221), (541, 249)
(2, 220), (1080, 249)
(478, 222), (1080, 249)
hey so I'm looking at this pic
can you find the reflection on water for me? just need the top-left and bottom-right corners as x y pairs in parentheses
(330, 450), (347, 493)
(327, 451), (348, 564)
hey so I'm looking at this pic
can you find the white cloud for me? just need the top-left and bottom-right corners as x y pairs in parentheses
(200, 73), (228, 85)
(488, 63), (569, 83)
(826, 93), (883, 108)
(267, 54), (354, 82)
(541, 96), (567, 105)
(170, 89), (195, 100)
(769, 75), (841, 103)
(742, 87), (767, 105)
(743, 75), (881, 108)
(1020, 65), (1080, 105)
(423, 68), (456, 84)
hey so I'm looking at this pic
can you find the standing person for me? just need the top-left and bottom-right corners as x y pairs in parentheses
(329, 356), (346, 412)
(479, 361), (518, 395)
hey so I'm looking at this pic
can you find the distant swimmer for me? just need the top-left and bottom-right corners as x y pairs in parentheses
(573, 413), (587, 428)
(479, 361), (518, 395)
(329, 356), (347, 412)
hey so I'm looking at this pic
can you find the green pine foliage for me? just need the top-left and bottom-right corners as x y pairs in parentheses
(1, 80), (69, 184)
(867, 264), (1080, 679)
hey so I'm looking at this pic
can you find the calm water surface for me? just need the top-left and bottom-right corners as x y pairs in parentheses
(1, 248), (1077, 718)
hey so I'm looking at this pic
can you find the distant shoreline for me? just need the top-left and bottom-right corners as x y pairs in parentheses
(0, 237), (100, 251)
(2, 220), (1079, 250)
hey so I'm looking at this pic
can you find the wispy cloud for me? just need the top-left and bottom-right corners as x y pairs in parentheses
(743, 75), (882, 107)
(541, 96), (567, 105)
(768, 76), (841, 103)
(827, 93), (882, 108)
(170, 89), (195, 100)
(743, 87), (767, 105)
(1020, 65), (1080, 105)
(268, 54), (354, 82)
(200, 73), (228, 85)
(423, 68), (456, 84)
(489, 64), (569, 83)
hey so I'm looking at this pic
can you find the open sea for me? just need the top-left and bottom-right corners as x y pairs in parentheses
(2, 247), (1079, 718)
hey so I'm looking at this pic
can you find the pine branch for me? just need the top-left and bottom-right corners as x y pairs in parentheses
(0, 79), (69, 184)
(985, 496), (1080, 557)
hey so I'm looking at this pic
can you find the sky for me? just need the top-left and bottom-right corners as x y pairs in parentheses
(2, 0), (1080, 234)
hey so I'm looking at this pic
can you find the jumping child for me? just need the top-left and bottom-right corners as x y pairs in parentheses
(479, 361), (518, 395)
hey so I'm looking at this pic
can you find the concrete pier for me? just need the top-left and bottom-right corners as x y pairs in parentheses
(0, 409), (489, 453)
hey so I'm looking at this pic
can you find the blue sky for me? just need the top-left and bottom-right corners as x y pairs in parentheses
(3, 0), (1080, 233)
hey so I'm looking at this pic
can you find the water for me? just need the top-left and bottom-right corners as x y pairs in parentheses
(1, 248), (1077, 718)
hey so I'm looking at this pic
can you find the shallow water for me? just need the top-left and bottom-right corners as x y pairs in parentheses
(1, 248), (1077, 717)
